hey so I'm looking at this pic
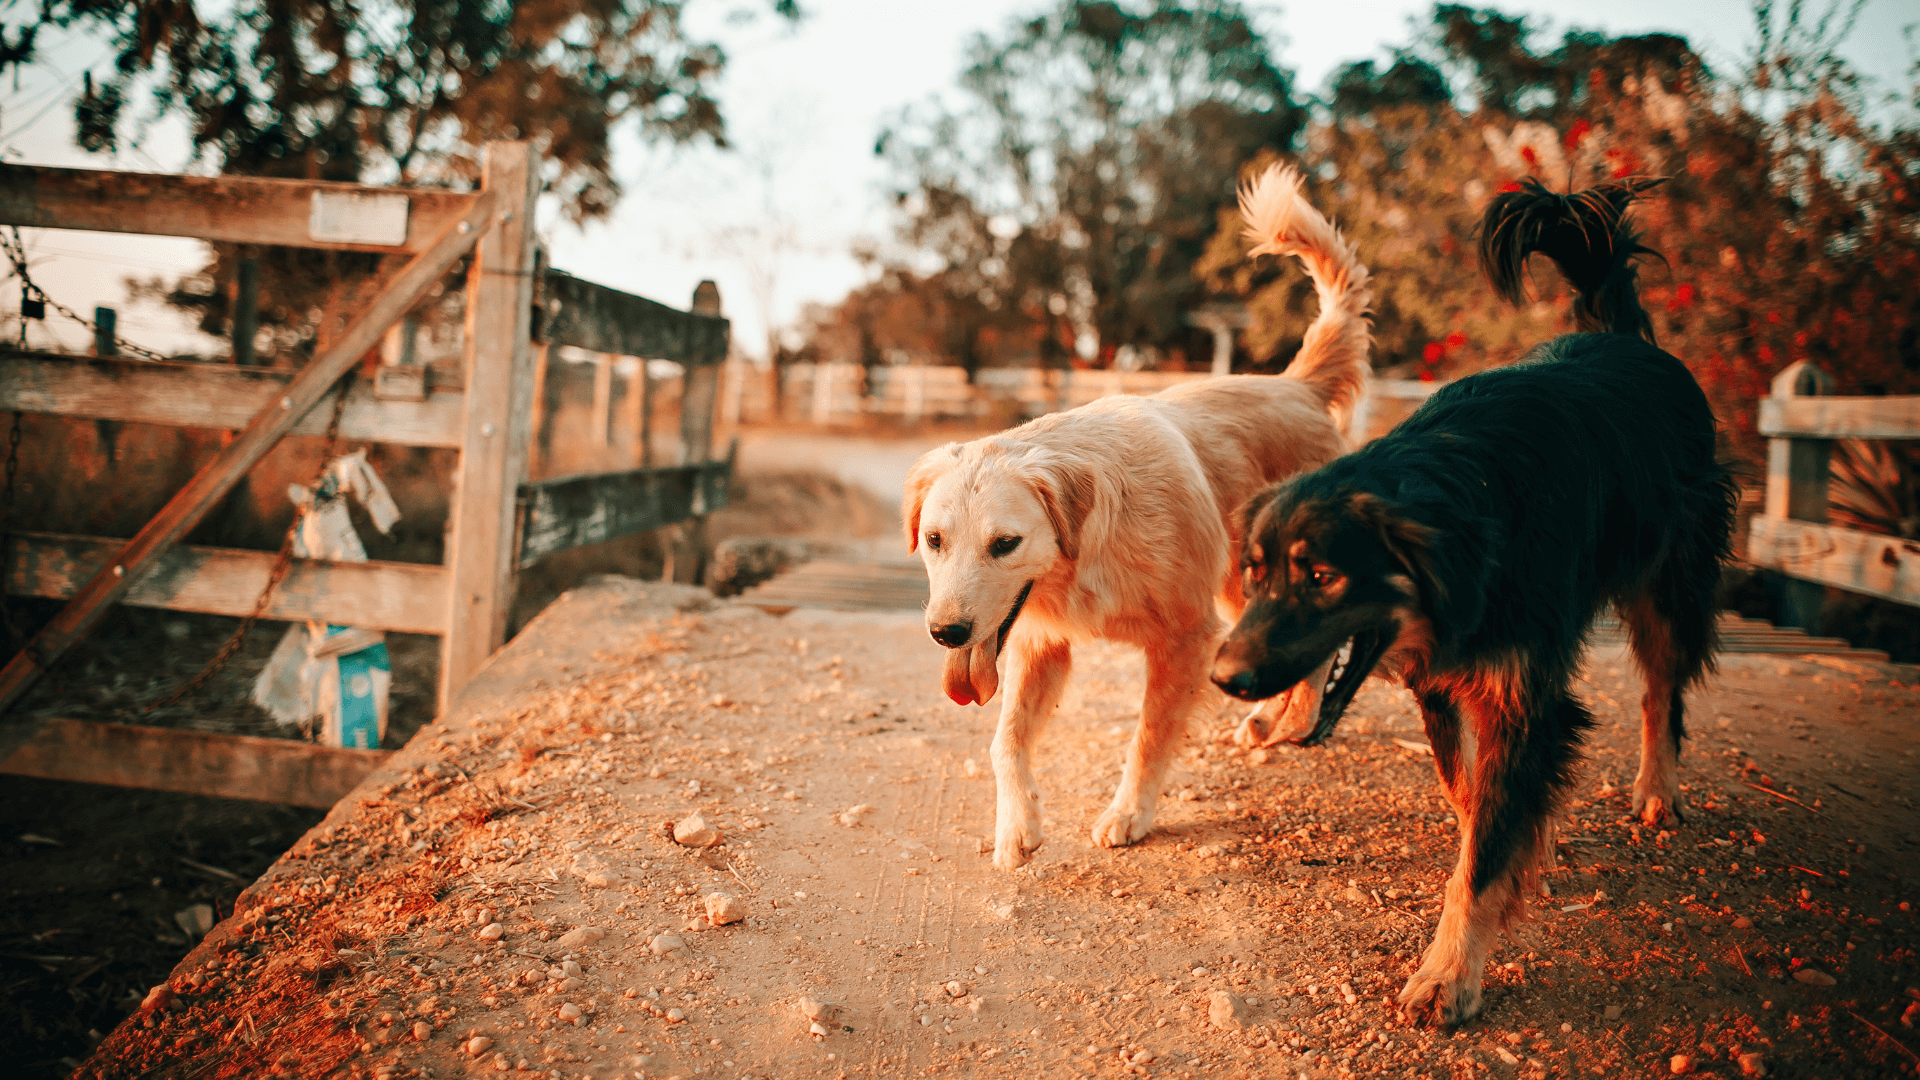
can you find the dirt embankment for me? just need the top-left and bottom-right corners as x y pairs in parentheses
(75, 577), (1920, 1080)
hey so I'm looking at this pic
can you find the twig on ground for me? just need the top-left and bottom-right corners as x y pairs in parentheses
(1788, 865), (1824, 878)
(1847, 1009), (1920, 1065)
(1735, 949), (1753, 977)
(1741, 782), (1819, 812)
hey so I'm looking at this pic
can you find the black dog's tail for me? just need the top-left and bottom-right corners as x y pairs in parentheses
(1480, 177), (1666, 344)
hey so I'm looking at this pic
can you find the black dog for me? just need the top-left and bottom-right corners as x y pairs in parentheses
(1211, 177), (1736, 1026)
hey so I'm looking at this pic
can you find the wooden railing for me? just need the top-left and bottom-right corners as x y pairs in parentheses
(0, 147), (731, 805)
(1745, 360), (1920, 628)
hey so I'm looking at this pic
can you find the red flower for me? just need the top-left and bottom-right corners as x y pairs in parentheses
(1444, 330), (1467, 349)
(1520, 145), (1540, 169)
(1563, 119), (1592, 150)
(1496, 180), (1522, 193)
(1422, 342), (1443, 363)
(1419, 369), (1436, 383)
(1666, 282), (1696, 312)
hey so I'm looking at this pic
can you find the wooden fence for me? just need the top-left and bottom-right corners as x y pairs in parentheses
(753, 362), (1438, 443)
(0, 143), (731, 804)
(1745, 360), (1920, 628)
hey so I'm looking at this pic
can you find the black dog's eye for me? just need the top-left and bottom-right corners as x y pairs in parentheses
(1310, 568), (1339, 588)
(925, 532), (943, 552)
(988, 536), (1022, 558)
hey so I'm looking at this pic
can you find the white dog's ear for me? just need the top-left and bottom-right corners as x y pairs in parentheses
(903, 446), (957, 553)
(1027, 461), (1098, 560)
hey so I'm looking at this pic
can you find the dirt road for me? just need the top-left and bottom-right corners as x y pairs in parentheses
(85, 578), (1920, 1079)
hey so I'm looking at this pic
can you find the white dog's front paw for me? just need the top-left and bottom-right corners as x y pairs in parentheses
(993, 805), (1044, 869)
(1091, 799), (1156, 849)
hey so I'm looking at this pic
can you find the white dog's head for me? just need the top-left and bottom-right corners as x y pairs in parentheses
(904, 440), (1094, 706)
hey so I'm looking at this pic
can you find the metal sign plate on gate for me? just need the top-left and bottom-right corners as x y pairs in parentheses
(308, 191), (410, 247)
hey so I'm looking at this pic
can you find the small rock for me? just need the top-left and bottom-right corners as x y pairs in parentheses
(946, 981), (966, 998)
(412, 1021), (432, 1041)
(467, 1035), (494, 1056)
(477, 922), (505, 941)
(1208, 990), (1247, 1030)
(1792, 969), (1836, 987)
(1737, 1051), (1766, 1077)
(836, 804), (875, 827)
(649, 933), (688, 956)
(963, 758), (985, 779)
(667, 1008), (686, 1023)
(560, 960), (583, 978)
(1604, 1005), (1622, 1020)
(558, 1003), (583, 1022)
(1670, 1054), (1693, 1074)
(492, 1052), (510, 1072)
(140, 986), (174, 1012)
(174, 904), (215, 939)
(1495, 1048), (1520, 1065)
(799, 996), (842, 1022)
(809, 1020), (828, 1037)
(673, 814), (719, 847)
(554, 926), (605, 950)
(1733, 917), (1752, 929)
(705, 892), (748, 926)
(1340, 982), (1357, 1005)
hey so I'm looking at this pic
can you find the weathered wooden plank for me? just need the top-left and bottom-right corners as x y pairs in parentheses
(1747, 517), (1920, 608)
(0, 163), (480, 253)
(439, 143), (540, 713)
(0, 718), (389, 807)
(1759, 395), (1920, 440)
(1762, 362), (1837, 631)
(541, 271), (729, 365)
(6, 532), (447, 635)
(0, 352), (464, 447)
(0, 175), (498, 742)
(516, 459), (733, 568)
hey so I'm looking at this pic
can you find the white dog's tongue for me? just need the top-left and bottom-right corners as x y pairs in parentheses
(941, 633), (1001, 706)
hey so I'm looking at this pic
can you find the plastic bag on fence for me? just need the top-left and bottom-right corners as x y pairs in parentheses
(251, 449), (400, 748)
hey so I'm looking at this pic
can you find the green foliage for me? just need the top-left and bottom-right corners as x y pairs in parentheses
(877, 0), (1304, 372)
(1201, 3), (1918, 471)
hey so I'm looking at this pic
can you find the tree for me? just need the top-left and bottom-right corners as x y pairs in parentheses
(878, 0), (1304, 374)
(1197, 2), (1918, 469)
(9, 0), (798, 358)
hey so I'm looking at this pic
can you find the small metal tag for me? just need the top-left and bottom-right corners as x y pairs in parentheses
(308, 191), (410, 246)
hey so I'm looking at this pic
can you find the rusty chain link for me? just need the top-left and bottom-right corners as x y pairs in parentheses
(149, 371), (357, 711)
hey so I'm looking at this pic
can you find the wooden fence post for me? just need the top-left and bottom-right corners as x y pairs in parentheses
(232, 257), (259, 365)
(438, 141), (539, 712)
(1764, 360), (1836, 631)
(668, 280), (721, 585)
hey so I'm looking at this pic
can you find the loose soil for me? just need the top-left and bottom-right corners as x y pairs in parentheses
(72, 578), (1920, 1080)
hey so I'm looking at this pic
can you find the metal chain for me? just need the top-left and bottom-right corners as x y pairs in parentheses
(148, 372), (357, 711)
(3, 227), (172, 363)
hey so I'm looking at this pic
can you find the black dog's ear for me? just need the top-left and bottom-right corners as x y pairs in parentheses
(1346, 493), (1494, 641)
(1235, 484), (1285, 566)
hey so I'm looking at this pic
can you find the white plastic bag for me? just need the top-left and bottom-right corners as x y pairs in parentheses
(250, 449), (400, 748)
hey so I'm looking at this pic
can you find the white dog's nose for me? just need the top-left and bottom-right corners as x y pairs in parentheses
(929, 621), (972, 648)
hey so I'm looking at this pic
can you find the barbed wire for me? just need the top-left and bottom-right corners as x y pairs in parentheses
(1, 226), (173, 363)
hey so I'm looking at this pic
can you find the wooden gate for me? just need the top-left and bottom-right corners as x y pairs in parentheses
(0, 143), (731, 804)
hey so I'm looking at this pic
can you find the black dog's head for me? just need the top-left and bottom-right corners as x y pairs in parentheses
(1212, 486), (1467, 745)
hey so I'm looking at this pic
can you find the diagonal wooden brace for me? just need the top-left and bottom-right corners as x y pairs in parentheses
(0, 187), (501, 745)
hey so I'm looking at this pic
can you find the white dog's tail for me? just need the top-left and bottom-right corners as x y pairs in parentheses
(1238, 164), (1372, 428)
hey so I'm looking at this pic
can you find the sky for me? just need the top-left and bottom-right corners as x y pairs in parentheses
(1, 0), (1914, 360)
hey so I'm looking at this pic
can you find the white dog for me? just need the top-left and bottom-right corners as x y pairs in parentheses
(904, 166), (1375, 868)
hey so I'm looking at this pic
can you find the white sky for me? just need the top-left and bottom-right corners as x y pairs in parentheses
(1, 0), (1913, 359)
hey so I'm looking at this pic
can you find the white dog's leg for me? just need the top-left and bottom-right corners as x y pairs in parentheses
(1094, 629), (1215, 849)
(990, 636), (1072, 870)
(1229, 653), (1335, 747)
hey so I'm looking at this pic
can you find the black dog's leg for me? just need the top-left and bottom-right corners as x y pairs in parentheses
(1418, 689), (1468, 812)
(1620, 531), (1720, 826)
(1402, 676), (1592, 1027)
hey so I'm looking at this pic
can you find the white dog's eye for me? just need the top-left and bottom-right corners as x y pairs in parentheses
(925, 532), (943, 552)
(1310, 568), (1339, 589)
(988, 536), (1022, 558)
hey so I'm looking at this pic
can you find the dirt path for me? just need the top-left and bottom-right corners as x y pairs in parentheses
(84, 578), (1920, 1080)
